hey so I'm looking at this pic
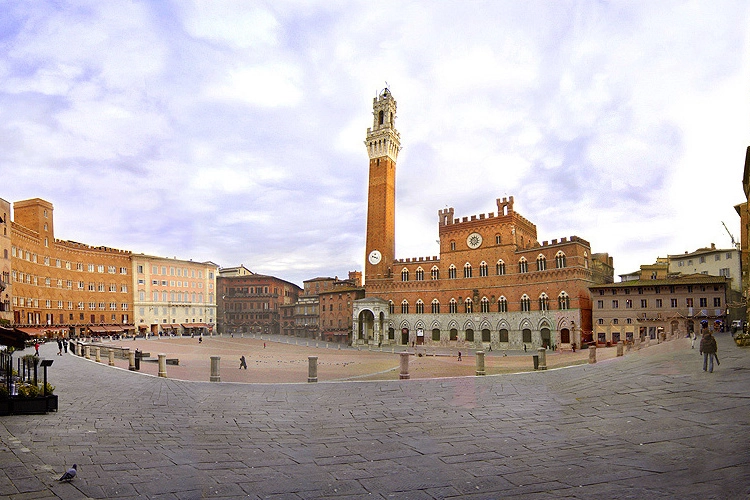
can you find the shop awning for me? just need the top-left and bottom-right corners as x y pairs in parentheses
(89, 326), (108, 334)
(181, 323), (209, 329)
(16, 327), (49, 338)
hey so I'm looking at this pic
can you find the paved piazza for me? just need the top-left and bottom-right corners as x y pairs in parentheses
(0, 334), (748, 499)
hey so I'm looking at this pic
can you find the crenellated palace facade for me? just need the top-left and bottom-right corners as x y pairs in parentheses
(353, 89), (614, 350)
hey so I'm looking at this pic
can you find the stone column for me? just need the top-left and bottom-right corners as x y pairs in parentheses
(128, 349), (136, 371)
(84, 345), (91, 360)
(475, 350), (486, 376)
(75, 342), (82, 356)
(588, 344), (597, 364)
(537, 347), (547, 370)
(158, 354), (167, 378)
(210, 356), (221, 382)
(616, 341), (624, 357)
(399, 352), (410, 380)
(108, 349), (115, 366)
(308, 356), (318, 383)
(95, 347), (101, 363)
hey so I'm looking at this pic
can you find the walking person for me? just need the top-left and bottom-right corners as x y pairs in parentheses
(239, 355), (247, 370)
(690, 330), (696, 349)
(63, 338), (68, 353)
(57, 338), (63, 356)
(699, 320), (718, 373)
(457, 351), (462, 362)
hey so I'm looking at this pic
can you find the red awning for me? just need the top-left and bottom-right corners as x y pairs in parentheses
(16, 327), (48, 338)
(181, 323), (209, 329)
(89, 326), (108, 334)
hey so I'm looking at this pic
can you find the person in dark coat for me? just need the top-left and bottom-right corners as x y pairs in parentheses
(699, 320), (718, 373)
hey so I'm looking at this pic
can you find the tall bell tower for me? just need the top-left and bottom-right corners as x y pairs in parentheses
(364, 88), (400, 282)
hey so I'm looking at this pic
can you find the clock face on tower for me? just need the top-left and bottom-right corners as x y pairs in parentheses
(368, 250), (382, 265)
(467, 232), (483, 249)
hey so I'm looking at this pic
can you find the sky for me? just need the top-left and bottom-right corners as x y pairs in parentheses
(1, 1), (750, 287)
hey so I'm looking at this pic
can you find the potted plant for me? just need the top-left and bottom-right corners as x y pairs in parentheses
(12, 383), (48, 414)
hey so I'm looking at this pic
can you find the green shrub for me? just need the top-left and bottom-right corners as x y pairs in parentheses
(0, 385), (8, 398)
(16, 383), (41, 398)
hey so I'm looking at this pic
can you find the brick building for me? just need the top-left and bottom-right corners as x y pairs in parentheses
(217, 271), (302, 336)
(352, 89), (613, 350)
(318, 272), (365, 343)
(9, 198), (133, 337)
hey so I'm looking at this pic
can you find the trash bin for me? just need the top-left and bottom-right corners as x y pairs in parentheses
(134, 350), (141, 371)
(532, 354), (539, 370)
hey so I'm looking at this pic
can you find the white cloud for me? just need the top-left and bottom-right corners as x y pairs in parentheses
(1, 0), (749, 285)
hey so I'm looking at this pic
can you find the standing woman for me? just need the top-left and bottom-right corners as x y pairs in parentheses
(699, 320), (718, 373)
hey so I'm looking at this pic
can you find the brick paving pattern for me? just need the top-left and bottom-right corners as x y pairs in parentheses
(0, 334), (748, 499)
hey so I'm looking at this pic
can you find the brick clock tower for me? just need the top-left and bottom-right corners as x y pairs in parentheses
(364, 88), (400, 282)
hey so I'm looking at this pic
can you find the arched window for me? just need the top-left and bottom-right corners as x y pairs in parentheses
(496, 260), (506, 276)
(464, 298), (473, 313)
(539, 293), (549, 311)
(498, 296), (508, 313)
(556, 251), (567, 269)
(558, 292), (570, 310)
(480, 296), (490, 313)
(464, 262), (472, 278)
(430, 266), (439, 280)
(537, 255), (547, 271)
(479, 261), (488, 277)
(415, 299), (424, 314)
(415, 267), (424, 281)
(401, 268), (409, 281)
(388, 300), (395, 314)
(448, 265), (457, 279)
(431, 299), (440, 314)
(401, 300), (409, 314)
(520, 294), (531, 312)
(449, 298), (458, 314)
(519, 258), (528, 274)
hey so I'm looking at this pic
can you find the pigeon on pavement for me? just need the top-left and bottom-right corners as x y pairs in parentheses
(58, 464), (77, 481)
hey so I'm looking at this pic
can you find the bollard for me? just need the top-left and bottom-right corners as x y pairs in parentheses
(589, 344), (597, 364)
(95, 347), (101, 363)
(158, 353), (167, 378)
(476, 350), (486, 376)
(108, 349), (115, 366)
(76, 343), (82, 356)
(308, 356), (318, 383)
(128, 350), (136, 371)
(84, 345), (91, 360)
(399, 351), (410, 380)
(537, 347), (547, 370)
(210, 356), (221, 382)
(616, 341), (624, 357)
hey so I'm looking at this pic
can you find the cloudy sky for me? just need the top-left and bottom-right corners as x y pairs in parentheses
(2, 1), (749, 286)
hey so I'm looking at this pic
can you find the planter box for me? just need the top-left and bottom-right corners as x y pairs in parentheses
(11, 397), (49, 415)
(0, 399), (10, 416)
(0, 397), (54, 416)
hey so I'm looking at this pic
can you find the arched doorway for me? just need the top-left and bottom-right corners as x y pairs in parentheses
(541, 328), (551, 348)
(357, 310), (374, 344)
(401, 327), (409, 345)
(560, 328), (570, 344)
